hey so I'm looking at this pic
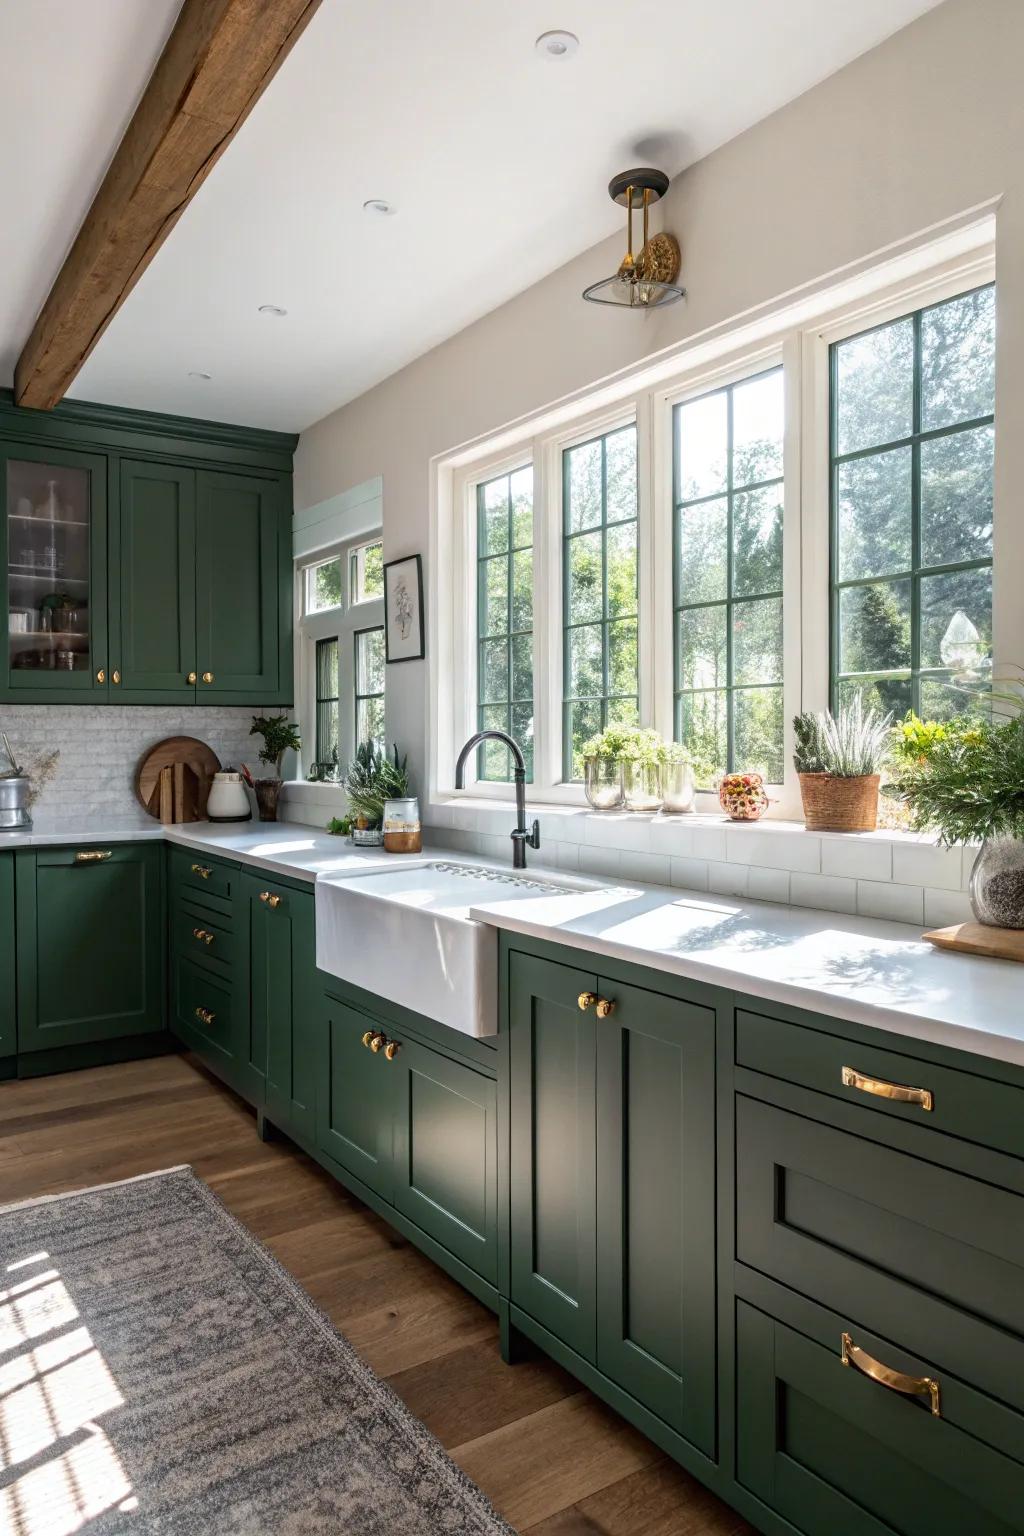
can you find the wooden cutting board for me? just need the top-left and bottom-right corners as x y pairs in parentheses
(135, 736), (221, 824)
(924, 921), (1024, 962)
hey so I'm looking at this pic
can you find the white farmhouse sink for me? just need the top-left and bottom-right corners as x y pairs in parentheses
(315, 860), (599, 1037)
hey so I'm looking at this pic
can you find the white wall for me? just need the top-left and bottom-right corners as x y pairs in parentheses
(295, 0), (1024, 803)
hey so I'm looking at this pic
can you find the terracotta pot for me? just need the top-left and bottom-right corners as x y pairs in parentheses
(253, 777), (283, 822)
(798, 772), (879, 832)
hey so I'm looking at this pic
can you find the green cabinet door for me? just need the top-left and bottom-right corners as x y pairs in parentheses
(247, 874), (316, 1141)
(16, 844), (164, 1053)
(318, 995), (396, 1200)
(392, 1037), (498, 1285)
(0, 854), (14, 1060)
(196, 469), (283, 702)
(595, 976), (717, 1453)
(509, 950), (598, 1360)
(110, 460), (196, 700)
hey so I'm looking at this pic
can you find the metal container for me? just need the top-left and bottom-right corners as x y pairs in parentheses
(0, 775), (31, 831)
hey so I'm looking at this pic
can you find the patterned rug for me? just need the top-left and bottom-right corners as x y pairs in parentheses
(0, 1167), (515, 1535)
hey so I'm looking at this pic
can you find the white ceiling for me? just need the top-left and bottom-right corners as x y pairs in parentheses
(4, 0), (943, 433)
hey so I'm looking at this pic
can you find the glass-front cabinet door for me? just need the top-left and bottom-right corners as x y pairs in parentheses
(3, 446), (107, 696)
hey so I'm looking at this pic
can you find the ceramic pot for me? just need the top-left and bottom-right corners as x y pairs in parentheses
(253, 777), (283, 822)
(969, 836), (1024, 928)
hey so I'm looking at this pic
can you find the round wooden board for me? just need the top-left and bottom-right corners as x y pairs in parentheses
(135, 736), (221, 824)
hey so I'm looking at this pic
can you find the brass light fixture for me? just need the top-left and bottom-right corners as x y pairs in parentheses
(583, 167), (684, 310)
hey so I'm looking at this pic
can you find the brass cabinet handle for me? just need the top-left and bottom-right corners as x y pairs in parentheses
(96, 668), (106, 683)
(578, 991), (597, 1012)
(187, 671), (197, 685)
(384, 1039), (401, 1062)
(192, 927), (214, 946)
(841, 1333), (940, 1417)
(368, 1031), (386, 1053)
(595, 997), (616, 1019)
(259, 891), (282, 909)
(191, 864), (212, 880)
(202, 671), (214, 684)
(75, 850), (112, 864)
(194, 1006), (216, 1026)
(841, 1065), (933, 1112)
(112, 669), (121, 684)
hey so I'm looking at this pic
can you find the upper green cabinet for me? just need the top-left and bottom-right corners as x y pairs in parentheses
(0, 391), (296, 705)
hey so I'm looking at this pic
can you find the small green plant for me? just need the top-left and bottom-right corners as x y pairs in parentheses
(792, 698), (891, 778)
(343, 742), (409, 827)
(250, 714), (301, 777)
(892, 714), (1024, 845)
(888, 712), (962, 771)
(326, 815), (352, 837)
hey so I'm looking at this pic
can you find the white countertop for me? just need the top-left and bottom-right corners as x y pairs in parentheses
(468, 882), (1024, 1071)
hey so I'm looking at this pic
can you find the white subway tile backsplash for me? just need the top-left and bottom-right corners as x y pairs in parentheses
(791, 872), (858, 915)
(726, 827), (821, 873)
(670, 857), (709, 892)
(708, 861), (748, 898)
(747, 867), (792, 905)
(856, 879), (925, 925)
(580, 844), (621, 878)
(820, 836), (893, 882)
(690, 826), (728, 862)
(923, 887), (974, 929)
(892, 841), (963, 891)
(648, 817), (696, 859)
(584, 813), (652, 853)
(619, 850), (671, 886)
(552, 841), (580, 872)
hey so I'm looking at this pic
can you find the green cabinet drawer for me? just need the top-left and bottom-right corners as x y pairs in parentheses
(0, 854), (15, 1060)
(172, 896), (235, 980)
(169, 847), (239, 904)
(172, 955), (240, 1084)
(736, 1299), (1024, 1536)
(736, 1008), (1024, 1161)
(735, 1093), (1024, 1414)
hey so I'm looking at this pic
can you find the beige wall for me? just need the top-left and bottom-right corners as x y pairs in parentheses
(295, 0), (1024, 794)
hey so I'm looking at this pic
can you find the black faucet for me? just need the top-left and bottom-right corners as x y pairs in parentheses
(454, 730), (540, 870)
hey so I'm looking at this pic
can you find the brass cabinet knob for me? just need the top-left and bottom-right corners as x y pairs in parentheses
(361, 1030), (376, 1048)
(112, 669), (121, 684)
(368, 1031), (386, 1053)
(187, 671), (197, 685)
(195, 1006), (216, 1026)
(384, 1040), (401, 1062)
(191, 864), (212, 879)
(96, 668), (106, 683)
(578, 991), (597, 1012)
(202, 671), (214, 684)
(259, 891), (282, 909)
(192, 927), (214, 946)
(595, 997), (616, 1019)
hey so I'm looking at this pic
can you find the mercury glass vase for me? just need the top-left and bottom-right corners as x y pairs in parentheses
(968, 836), (1024, 928)
(584, 756), (624, 811)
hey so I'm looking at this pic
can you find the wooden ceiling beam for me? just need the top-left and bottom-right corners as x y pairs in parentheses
(14, 0), (321, 411)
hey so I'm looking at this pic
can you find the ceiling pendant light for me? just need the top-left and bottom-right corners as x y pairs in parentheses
(582, 168), (684, 310)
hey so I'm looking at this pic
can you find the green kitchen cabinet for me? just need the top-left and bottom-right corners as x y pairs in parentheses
(245, 872), (317, 1142)
(110, 460), (196, 699)
(508, 947), (718, 1452)
(0, 854), (15, 1064)
(15, 843), (164, 1054)
(319, 994), (397, 1201)
(196, 469), (287, 702)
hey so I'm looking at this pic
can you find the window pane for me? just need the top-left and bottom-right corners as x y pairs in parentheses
(605, 521), (637, 618)
(733, 596), (782, 686)
(678, 498), (728, 604)
(568, 623), (603, 698)
(678, 690), (727, 781)
(733, 687), (784, 785)
(566, 698), (602, 779)
(733, 485), (783, 597)
(567, 531), (603, 623)
(835, 317), (914, 455)
(356, 696), (385, 754)
(314, 636), (340, 773)
(677, 605), (727, 691)
(920, 676), (989, 724)
(306, 557), (342, 613)
(733, 371), (784, 487)
(510, 701), (535, 780)
(481, 478), (510, 554)
(676, 391), (727, 501)
(919, 566), (991, 672)
(477, 466), (533, 781)
(478, 704), (511, 781)
(921, 286), (995, 432)
(480, 637), (509, 703)
(511, 631), (533, 701)
(836, 446), (912, 583)
(605, 426), (637, 523)
(511, 548), (533, 632)
(566, 439), (603, 531)
(358, 541), (384, 601)
(838, 580), (912, 675)
(480, 554), (509, 637)
(607, 618), (637, 698)
(354, 626), (385, 755)
(510, 466), (533, 547)
(838, 673), (912, 720)
(920, 424), (993, 567)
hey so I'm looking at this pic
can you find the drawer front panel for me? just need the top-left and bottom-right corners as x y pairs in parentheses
(736, 1300), (1024, 1536)
(736, 1093), (1024, 1412)
(169, 848), (238, 904)
(172, 898), (235, 978)
(736, 1009), (1024, 1160)
(173, 956), (235, 1065)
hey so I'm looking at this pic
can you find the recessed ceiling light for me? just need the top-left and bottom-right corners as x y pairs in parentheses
(258, 303), (288, 316)
(535, 30), (578, 59)
(188, 370), (212, 381)
(362, 198), (397, 217)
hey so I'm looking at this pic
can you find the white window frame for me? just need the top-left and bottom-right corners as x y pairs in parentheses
(430, 217), (996, 820)
(296, 534), (384, 781)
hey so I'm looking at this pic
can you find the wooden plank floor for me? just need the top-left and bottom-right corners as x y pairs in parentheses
(0, 1053), (753, 1535)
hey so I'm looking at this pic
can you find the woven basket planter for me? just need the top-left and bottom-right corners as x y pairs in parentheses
(798, 772), (880, 832)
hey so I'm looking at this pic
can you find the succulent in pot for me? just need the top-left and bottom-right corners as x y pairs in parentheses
(793, 698), (891, 832)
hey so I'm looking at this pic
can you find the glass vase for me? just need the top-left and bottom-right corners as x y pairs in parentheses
(662, 760), (696, 814)
(253, 778), (283, 822)
(622, 760), (664, 813)
(584, 756), (624, 811)
(968, 836), (1024, 928)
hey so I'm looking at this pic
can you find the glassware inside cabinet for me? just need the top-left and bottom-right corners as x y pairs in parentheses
(7, 460), (91, 675)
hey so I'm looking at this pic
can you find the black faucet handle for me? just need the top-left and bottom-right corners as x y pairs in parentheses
(529, 819), (540, 849)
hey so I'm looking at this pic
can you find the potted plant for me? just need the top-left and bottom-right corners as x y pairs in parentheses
(343, 742), (409, 845)
(793, 698), (891, 831)
(249, 715), (301, 822)
(892, 712), (1024, 927)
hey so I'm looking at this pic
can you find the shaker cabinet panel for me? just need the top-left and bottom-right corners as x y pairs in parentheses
(111, 460), (196, 699)
(247, 874), (317, 1143)
(318, 997), (397, 1201)
(196, 470), (282, 701)
(0, 854), (14, 1060)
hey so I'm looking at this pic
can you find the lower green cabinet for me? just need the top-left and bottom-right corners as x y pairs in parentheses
(16, 844), (164, 1054)
(0, 854), (14, 1063)
(508, 948), (717, 1454)
(319, 996), (397, 1199)
(246, 873), (317, 1143)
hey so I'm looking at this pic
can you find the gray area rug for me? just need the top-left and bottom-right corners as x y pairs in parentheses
(0, 1166), (515, 1535)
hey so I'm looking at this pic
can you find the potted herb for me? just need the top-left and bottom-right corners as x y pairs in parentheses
(793, 698), (891, 831)
(343, 742), (409, 845)
(249, 714), (301, 821)
(892, 713), (1024, 927)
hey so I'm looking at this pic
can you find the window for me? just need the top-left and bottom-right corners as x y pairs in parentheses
(477, 467), (534, 781)
(563, 424), (638, 778)
(298, 534), (385, 782)
(674, 369), (785, 783)
(830, 284), (994, 720)
(355, 626), (386, 752)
